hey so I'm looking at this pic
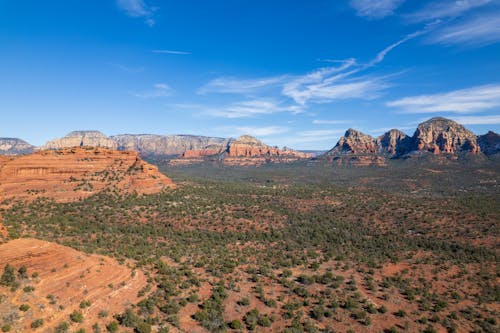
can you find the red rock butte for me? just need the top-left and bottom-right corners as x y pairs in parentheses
(0, 146), (174, 203)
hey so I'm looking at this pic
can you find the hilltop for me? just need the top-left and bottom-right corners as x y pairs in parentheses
(0, 146), (174, 202)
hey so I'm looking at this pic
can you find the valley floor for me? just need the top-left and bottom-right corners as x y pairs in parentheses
(0, 160), (498, 332)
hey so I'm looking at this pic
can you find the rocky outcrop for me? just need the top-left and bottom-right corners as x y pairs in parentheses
(0, 238), (147, 332)
(0, 147), (174, 202)
(376, 129), (412, 157)
(223, 135), (311, 165)
(412, 117), (480, 154)
(327, 129), (377, 155)
(321, 117), (489, 166)
(0, 138), (34, 155)
(477, 131), (500, 156)
(323, 129), (385, 166)
(42, 131), (117, 150)
(176, 135), (311, 165)
(227, 135), (280, 157)
(111, 134), (231, 156)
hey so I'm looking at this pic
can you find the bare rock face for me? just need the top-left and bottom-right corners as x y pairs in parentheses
(111, 134), (231, 156)
(323, 130), (385, 166)
(412, 117), (480, 154)
(477, 131), (500, 156)
(376, 129), (412, 157)
(224, 135), (311, 165)
(228, 135), (280, 157)
(0, 147), (174, 202)
(176, 135), (311, 165)
(0, 138), (34, 155)
(329, 129), (378, 155)
(42, 131), (117, 150)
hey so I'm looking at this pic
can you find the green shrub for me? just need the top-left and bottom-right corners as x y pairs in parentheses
(70, 310), (84, 323)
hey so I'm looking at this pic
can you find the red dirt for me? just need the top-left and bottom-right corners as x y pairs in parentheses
(0, 147), (174, 202)
(0, 238), (148, 331)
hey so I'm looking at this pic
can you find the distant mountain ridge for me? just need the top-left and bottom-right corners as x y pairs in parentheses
(322, 117), (499, 166)
(1, 117), (499, 165)
(0, 138), (35, 155)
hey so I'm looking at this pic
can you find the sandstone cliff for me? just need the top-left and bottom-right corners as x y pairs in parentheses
(0, 147), (174, 202)
(0, 138), (34, 155)
(321, 117), (488, 166)
(376, 129), (412, 157)
(42, 131), (117, 150)
(412, 117), (480, 154)
(176, 135), (311, 165)
(111, 134), (231, 156)
(323, 129), (385, 166)
(477, 131), (500, 156)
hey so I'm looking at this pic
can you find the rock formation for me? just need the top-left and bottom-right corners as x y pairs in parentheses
(477, 131), (500, 156)
(0, 238), (147, 332)
(0, 147), (174, 202)
(328, 129), (377, 155)
(0, 137), (34, 155)
(323, 129), (386, 166)
(321, 117), (489, 166)
(375, 129), (412, 157)
(412, 117), (480, 154)
(111, 134), (231, 156)
(41, 130), (117, 150)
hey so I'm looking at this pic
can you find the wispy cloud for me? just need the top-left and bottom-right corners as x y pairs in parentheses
(427, 14), (500, 46)
(349, 0), (405, 19)
(451, 115), (500, 125)
(232, 126), (289, 137)
(198, 76), (286, 95)
(116, 0), (156, 26)
(152, 50), (192, 55)
(282, 27), (432, 106)
(312, 119), (351, 125)
(133, 83), (171, 98)
(279, 129), (346, 146)
(204, 99), (302, 118)
(408, 0), (493, 22)
(387, 84), (500, 113)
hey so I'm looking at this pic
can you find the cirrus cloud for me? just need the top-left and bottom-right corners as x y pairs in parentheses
(387, 84), (500, 113)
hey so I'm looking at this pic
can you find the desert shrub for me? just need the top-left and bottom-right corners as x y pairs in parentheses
(30, 319), (44, 329)
(0, 265), (15, 287)
(229, 319), (242, 329)
(19, 304), (30, 311)
(70, 310), (84, 323)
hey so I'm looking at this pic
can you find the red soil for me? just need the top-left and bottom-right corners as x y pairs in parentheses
(0, 238), (148, 331)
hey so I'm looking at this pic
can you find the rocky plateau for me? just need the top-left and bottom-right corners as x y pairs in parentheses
(0, 147), (174, 202)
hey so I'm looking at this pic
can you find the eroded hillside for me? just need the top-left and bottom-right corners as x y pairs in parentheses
(0, 147), (174, 202)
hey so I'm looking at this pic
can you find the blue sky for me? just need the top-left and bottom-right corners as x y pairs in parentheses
(1, 0), (499, 149)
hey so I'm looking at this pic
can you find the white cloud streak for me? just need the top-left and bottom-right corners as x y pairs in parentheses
(349, 0), (405, 19)
(133, 83), (171, 98)
(116, 0), (155, 26)
(204, 100), (303, 118)
(387, 84), (500, 113)
(281, 37), (413, 105)
(198, 76), (286, 95)
(231, 126), (289, 137)
(408, 0), (493, 22)
(428, 14), (500, 46)
(312, 120), (350, 125)
(450, 115), (500, 125)
(152, 50), (192, 55)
